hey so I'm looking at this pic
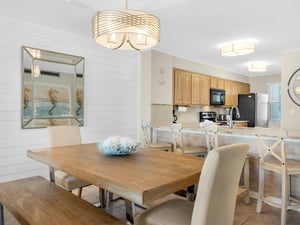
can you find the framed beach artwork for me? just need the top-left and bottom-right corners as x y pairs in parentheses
(22, 46), (84, 129)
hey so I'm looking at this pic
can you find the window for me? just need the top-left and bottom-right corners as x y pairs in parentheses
(268, 83), (281, 122)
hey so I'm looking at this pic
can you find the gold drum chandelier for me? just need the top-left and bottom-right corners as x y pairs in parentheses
(92, 0), (160, 50)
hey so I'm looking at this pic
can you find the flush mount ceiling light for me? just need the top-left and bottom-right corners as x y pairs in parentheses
(247, 62), (268, 72)
(221, 41), (256, 56)
(92, 0), (160, 51)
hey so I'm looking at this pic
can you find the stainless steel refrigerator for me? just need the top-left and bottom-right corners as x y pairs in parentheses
(237, 93), (269, 127)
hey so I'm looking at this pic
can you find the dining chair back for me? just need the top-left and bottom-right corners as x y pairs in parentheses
(141, 120), (172, 152)
(48, 125), (82, 147)
(47, 125), (89, 197)
(135, 143), (249, 225)
(255, 127), (300, 225)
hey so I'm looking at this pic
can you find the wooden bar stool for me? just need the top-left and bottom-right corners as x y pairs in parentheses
(170, 123), (218, 156)
(170, 123), (207, 156)
(141, 121), (173, 152)
(255, 127), (300, 225)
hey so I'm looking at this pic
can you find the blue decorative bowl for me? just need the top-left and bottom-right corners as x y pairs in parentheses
(96, 136), (140, 156)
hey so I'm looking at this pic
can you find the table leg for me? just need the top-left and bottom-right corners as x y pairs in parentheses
(98, 188), (106, 208)
(186, 185), (196, 201)
(0, 202), (4, 225)
(244, 156), (250, 204)
(49, 167), (55, 182)
(125, 199), (135, 224)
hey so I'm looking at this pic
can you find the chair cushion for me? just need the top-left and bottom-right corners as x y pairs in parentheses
(148, 142), (172, 148)
(135, 198), (193, 225)
(55, 170), (89, 191)
(184, 146), (207, 153)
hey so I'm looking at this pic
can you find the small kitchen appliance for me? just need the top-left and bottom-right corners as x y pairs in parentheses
(210, 89), (225, 105)
(199, 111), (217, 122)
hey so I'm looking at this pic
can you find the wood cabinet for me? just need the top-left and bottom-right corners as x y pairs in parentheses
(225, 80), (250, 106)
(225, 80), (238, 106)
(191, 74), (210, 105)
(210, 77), (225, 90)
(233, 121), (248, 127)
(238, 82), (250, 94)
(173, 69), (192, 105)
(173, 68), (250, 106)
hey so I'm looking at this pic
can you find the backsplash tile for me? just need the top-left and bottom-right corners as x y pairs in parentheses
(151, 104), (228, 127)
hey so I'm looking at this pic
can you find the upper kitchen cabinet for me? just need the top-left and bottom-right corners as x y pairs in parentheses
(225, 80), (250, 106)
(225, 80), (238, 106)
(173, 69), (192, 105)
(191, 73), (210, 105)
(238, 82), (250, 94)
(210, 77), (225, 90)
(172, 67), (250, 106)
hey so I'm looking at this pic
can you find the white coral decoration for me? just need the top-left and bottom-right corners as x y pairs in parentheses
(101, 136), (138, 154)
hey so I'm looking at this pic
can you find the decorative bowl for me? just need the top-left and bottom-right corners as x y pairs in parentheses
(96, 136), (140, 156)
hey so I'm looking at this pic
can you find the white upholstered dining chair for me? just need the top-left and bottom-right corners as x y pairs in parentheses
(47, 125), (90, 197)
(141, 121), (172, 152)
(255, 127), (300, 225)
(135, 143), (249, 225)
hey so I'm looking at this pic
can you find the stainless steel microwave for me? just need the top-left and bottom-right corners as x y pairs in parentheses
(210, 89), (225, 105)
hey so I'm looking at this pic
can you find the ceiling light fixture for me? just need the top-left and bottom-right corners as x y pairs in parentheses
(221, 41), (256, 56)
(247, 62), (268, 72)
(92, 0), (160, 51)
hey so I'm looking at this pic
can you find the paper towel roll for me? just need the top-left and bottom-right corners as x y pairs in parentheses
(178, 106), (187, 112)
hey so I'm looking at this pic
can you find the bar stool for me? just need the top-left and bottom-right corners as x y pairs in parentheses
(170, 123), (213, 156)
(202, 123), (218, 152)
(141, 121), (173, 152)
(201, 123), (249, 203)
(255, 127), (300, 225)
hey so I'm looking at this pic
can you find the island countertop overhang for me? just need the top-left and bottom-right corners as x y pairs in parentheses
(152, 125), (300, 156)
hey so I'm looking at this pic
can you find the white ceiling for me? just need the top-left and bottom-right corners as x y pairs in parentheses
(1, 0), (300, 77)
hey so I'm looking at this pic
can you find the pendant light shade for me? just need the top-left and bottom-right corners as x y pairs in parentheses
(221, 41), (256, 56)
(92, 2), (160, 51)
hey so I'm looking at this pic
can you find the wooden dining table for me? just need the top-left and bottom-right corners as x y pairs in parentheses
(27, 143), (204, 223)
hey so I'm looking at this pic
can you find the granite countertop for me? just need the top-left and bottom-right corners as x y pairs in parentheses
(152, 124), (300, 140)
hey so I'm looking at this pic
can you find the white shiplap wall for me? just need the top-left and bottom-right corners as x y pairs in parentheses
(0, 16), (140, 182)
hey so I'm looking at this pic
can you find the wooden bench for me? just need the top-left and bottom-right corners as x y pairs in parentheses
(0, 176), (126, 225)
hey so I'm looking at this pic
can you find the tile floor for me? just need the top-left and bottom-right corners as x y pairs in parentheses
(3, 185), (300, 225)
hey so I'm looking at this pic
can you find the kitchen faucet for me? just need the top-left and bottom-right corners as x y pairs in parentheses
(227, 106), (240, 129)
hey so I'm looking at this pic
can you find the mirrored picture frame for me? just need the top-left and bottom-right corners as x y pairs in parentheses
(22, 46), (84, 129)
(288, 68), (300, 107)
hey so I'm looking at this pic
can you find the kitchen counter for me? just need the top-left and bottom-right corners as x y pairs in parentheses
(153, 124), (300, 138)
(152, 125), (300, 155)
(217, 120), (249, 127)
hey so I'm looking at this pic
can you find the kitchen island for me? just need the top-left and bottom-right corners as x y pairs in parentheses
(152, 125), (300, 199)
